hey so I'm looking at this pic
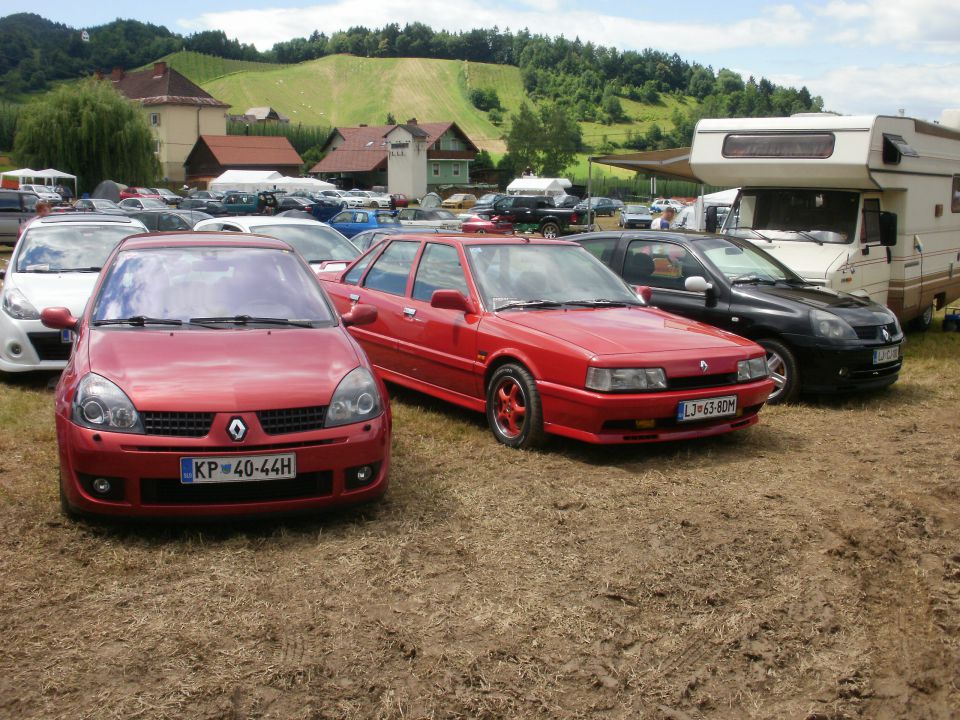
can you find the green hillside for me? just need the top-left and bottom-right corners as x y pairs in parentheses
(194, 52), (692, 157)
(148, 51), (289, 86)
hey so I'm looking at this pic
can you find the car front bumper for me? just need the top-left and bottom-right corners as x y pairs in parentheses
(0, 312), (72, 372)
(789, 337), (903, 394)
(537, 378), (773, 444)
(56, 412), (391, 518)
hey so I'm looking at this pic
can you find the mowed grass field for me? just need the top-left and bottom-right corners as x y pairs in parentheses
(1, 235), (959, 717)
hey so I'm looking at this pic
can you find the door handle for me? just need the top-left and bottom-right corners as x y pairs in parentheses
(403, 307), (417, 318)
(349, 293), (360, 304)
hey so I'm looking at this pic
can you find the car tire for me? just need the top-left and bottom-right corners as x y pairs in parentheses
(910, 303), (935, 332)
(758, 338), (799, 404)
(475, 229), (486, 234)
(540, 221), (560, 239)
(486, 363), (546, 449)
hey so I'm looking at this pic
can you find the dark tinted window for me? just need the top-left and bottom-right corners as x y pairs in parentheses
(578, 237), (619, 266)
(253, 224), (359, 262)
(624, 240), (706, 289)
(344, 246), (381, 285)
(0, 193), (19, 211)
(722, 133), (835, 158)
(157, 213), (190, 231)
(363, 241), (419, 295)
(412, 243), (469, 302)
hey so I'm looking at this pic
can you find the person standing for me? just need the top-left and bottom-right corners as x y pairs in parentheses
(651, 206), (675, 229)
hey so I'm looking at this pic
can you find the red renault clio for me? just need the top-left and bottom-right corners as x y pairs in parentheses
(322, 235), (774, 449)
(42, 233), (390, 519)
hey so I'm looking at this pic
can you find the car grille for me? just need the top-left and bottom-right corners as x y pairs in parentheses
(27, 332), (72, 361)
(142, 412), (214, 438)
(139, 471), (333, 505)
(668, 373), (739, 391)
(257, 406), (326, 435)
(853, 322), (899, 341)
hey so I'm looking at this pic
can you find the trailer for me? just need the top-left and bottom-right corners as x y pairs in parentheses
(690, 113), (960, 328)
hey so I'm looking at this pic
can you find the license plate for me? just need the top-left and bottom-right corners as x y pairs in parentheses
(873, 345), (899, 364)
(677, 395), (737, 423)
(180, 453), (296, 484)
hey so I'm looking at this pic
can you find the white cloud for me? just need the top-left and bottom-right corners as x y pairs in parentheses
(178, 0), (811, 53)
(815, 0), (960, 52)
(767, 63), (960, 120)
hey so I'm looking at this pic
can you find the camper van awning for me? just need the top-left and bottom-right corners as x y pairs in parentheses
(590, 148), (700, 183)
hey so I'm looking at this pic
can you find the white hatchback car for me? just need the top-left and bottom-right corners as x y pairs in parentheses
(0, 213), (147, 372)
(192, 215), (360, 275)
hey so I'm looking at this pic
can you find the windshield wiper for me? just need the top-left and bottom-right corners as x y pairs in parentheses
(494, 300), (564, 312)
(732, 274), (776, 285)
(188, 315), (315, 328)
(562, 299), (636, 308)
(93, 316), (183, 327)
(58, 266), (103, 273)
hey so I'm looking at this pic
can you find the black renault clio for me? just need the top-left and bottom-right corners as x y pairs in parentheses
(573, 230), (904, 403)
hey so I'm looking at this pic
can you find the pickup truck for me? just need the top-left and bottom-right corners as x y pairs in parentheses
(475, 195), (583, 237)
(0, 189), (40, 246)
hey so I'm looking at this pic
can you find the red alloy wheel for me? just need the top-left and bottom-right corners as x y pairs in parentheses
(494, 377), (527, 438)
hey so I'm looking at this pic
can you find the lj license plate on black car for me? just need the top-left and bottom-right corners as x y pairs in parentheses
(677, 395), (737, 423)
(180, 454), (296, 484)
(872, 345), (899, 364)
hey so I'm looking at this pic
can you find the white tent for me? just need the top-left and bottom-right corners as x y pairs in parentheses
(208, 170), (283, 193)
(505, 177), (570, 197)
(0, 168), (38, 183)
(675, 188), (739, 231)
(34, 168), (78, 197)
(271, 176), (336, 192)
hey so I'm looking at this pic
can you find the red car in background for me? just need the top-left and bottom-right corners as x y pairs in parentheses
(119, 186), (163, 201)
(322, 235), (773, 448)
(461, 215), (514, 235)
(390, 193), (409, 208)
(42, 233), (390, 519)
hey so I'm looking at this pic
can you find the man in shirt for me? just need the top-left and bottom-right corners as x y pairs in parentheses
(651, 206), (675, 229)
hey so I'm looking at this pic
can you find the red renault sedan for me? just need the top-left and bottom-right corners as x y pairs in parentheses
(322, 236), (774, 448)
(42, 233), (390, 519)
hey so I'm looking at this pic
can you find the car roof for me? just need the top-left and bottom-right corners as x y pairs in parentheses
(30, 213), (144, 227)
(193, 215), (328, 229)
(119, 232), (292, 252)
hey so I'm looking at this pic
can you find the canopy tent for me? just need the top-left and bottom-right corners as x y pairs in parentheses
(0, 168), (38, 189)
(0, 167), (78, 197)
(589, 148), (699, 183)
(270, 176), (336, 192)
(207, 170), (283, 193)
(505, 177), (570, 196)
(674, 188), (739, 231)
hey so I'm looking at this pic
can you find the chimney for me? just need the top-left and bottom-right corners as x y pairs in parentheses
(406, 118), (417, 124)
(110, 67), (124, 81)
(153, 62), (167, 78)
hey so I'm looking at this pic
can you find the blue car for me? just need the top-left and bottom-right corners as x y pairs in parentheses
(328, 208), (400, 238)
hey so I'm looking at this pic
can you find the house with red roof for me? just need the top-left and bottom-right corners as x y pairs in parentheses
(107, 62), (229, 183)
(310, 119), (478, 198)
(182, 135), (304, 186)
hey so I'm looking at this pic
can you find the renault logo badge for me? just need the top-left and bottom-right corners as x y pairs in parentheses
(227, 417), (248, 442)
(700, 360), (709, 373)
(881, 327), (891, 342)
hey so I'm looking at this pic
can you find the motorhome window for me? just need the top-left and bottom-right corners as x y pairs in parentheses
(862, 199), (882, 243)
(722, 133), (835, 158)
(724, 189), (859, 244)
(952, 176), (960, 213)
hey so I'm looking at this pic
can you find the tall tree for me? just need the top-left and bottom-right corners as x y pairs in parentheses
(13, 78), (159, 192)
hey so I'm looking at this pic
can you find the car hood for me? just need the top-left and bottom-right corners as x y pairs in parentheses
(742, 238), (848, 281)
(9, 272), (100, 316)
(498, 306), (755, 357)
(87, 326), (361, 411)
(747, 283), (897, 325)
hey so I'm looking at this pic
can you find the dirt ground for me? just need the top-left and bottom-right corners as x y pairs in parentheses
(0, 329), (957, 719)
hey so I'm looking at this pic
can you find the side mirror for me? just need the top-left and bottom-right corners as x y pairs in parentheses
(430, 289), (476, 314)
(684, 276), (713, 293)
(632, 285), (653, 304)
(880, 211), (897, 246)
(704, 205), (719, 234)
(41, 306), (79, 331)
(341, 304), (377, 327)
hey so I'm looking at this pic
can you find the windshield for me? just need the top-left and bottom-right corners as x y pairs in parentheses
(15, 225), (140, 272)
(723, 189), (859, 244)
(252, 224), (360, 263)
(625, 205), (650, 214)
(466, 244), (641, 310)
(695, 237), (802, 283)
(92, 247), (334, 325)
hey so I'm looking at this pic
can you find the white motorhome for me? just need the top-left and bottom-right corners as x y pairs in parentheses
(690, 114), (960, 328)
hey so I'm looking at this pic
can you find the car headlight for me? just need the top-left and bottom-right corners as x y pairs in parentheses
(586, 367), (667, 392)
(737, 357), (769, 382)
(2, 288), (40, 320)
(325, 367), (384, 427)
(811, 309), (857, 340)
(72, 373), (144, 433)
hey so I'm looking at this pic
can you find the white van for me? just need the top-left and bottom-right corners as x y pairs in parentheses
(690, 114), (960, 329)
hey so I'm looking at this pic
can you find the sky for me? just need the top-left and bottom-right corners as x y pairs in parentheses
(5, 0), (960, 121)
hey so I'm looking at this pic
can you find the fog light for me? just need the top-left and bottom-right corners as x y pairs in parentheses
(92, 477), (112, 495)
(356, 465), (373, 482)
(9, 342), (22, 357)
(838, 367), (850, 377)
(345, 462), (380, 489)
